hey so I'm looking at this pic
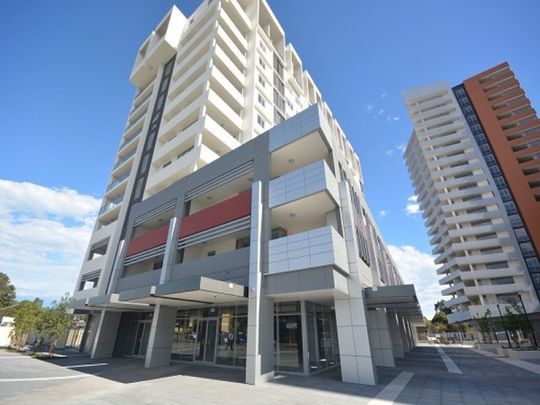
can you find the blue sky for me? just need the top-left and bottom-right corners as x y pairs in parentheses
(1, 0), (539, 315)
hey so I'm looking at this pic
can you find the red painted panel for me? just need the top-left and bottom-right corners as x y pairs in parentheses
(126, 223), (169, 257)
(179, 190), (251, 238)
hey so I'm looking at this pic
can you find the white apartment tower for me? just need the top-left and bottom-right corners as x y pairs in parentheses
(403, 65), (540, 332)
(72, 0), (421, 386)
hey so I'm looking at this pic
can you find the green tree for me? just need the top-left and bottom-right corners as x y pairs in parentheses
(0, 272), (16, 310)
(41, 294), (73, 355)
(10, 299), (42, 349)
(434, 300), (452, 315)
(432, 310), (448, 333)
(499, 302), (531, 348)
(475, 309), (492, 343)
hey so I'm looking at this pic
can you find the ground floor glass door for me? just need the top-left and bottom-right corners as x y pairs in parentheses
(195, 318), (217, 363)
(127, 320), (151, 357)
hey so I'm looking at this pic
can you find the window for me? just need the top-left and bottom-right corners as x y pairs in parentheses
(271, 227), (288, 240)
(484, 154), (497, 165)
(499, 188), (513, 202)
(493, 176), (507, 189)
(503, 200), (518, 215)
(236, 237), (250, 249)
(258, 57), (266, 70)
(520, 242), (535, 257)
(258, 93), (266, 107)
(526, 258), (540, 273)
(259, 41), (266, 53)
(485, 262), (507, 270)
(207, 250), (216, 256)
(257, 114), (265, 128)
(508, 213), (523, 228)
(163, 160), (172, 169)
(153, 261), (163, 270)
(514, 227), (529, 243)
(258, 75), (266, 87)
(491, 277), (515, 285)
(480, 247), (503, 255)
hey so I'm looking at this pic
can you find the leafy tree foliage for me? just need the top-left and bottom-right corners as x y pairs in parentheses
(11, 299), (43, 348)
(0, 272), (16, 310)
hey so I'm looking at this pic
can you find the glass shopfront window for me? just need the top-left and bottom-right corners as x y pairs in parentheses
(274, 302), (303, 372)
(306, 302), (339, 372)
(171, 304), (247, 367)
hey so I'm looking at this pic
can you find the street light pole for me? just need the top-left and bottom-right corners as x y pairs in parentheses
(518, 294), (537, 348)
(497, 303), (512, 348)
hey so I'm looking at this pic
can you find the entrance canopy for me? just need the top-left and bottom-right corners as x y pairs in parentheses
(364, 284), (423, 324)
(119, 276), (248, 308)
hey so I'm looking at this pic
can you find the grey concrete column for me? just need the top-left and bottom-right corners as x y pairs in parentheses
(334, 182), (377, 386)
(91, 310), (121, 359)
(388, 312), (405, 359)
(367, 309), (395, 367)
(246, 182), (274, 384)
(106, 240), (126, 294)
(300, 300), (310, 375)
(145, 305), (177, 368)
(398, 315), (411, 353)
(159, 217), (179, 284)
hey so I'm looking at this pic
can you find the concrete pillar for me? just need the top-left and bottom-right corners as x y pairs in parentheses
(246, 182), (274, 384)
(91, 310), (121, 359)
(334, 181), (377, 385)
(398, 315), (411, 353)
(406, 321), (416, 349)
(159, 217), (179, 284)
(106, 240), (126, 294)
(367, 309), (395, 367)
(145, 305), (177, 368)
(388, 312), (405, 359)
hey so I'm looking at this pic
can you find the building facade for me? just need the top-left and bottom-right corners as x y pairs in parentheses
(403, 62), (540, 331)
(72, 0), (421, 385)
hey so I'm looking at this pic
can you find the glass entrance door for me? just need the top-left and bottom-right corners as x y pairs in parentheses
(128, 320), (151, 357)
(195, 318), (217, 363)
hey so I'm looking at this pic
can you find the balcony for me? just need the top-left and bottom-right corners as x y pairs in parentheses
(145, 144), (218, 196)
(126, 223), (170, 257)
(113, 148), (137, 171)
(269, 160), (338, 208)
(447, 311), (471, 324)
(442, 282), (464, 296)
(268, 226), (348, 275)
(125, 108), (148, 132)
(119, 128), (143, 152)
(130, 7), (186, 87)
(464, 283), (526, 296)
(99, 195), (123, 217)
(106, 170), (130, 193)
(444, 295), (469, 307)
(179, 190), (251, 239)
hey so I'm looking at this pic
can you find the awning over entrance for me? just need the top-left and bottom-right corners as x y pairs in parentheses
(119, 276), (248, 308)
(364, 284), (423, 324)
(70, 294), (152, 313)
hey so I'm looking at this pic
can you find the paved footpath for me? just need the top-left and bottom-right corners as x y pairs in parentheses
(395, 345), (540, 405)
(1, 346), (540, 404)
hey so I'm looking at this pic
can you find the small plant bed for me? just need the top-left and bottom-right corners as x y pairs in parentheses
(32, 352), (67, 359)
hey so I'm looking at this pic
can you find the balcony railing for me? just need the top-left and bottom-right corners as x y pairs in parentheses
(106, 171), (130, 192)
(99, 196), (123, 216)
(125, 108), (148, 131)
(119, 128), (143, 151)
(113, 149), (137, 170)
(268, 226), (349, 274)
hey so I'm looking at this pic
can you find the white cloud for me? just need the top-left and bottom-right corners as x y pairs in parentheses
(378, 108), (384, 115)
(365, 104), (374, 112)
(396, 143), (406, 153)
(388, 245), (441, 318)
(0, 180), (101, 301)
(384, 150), (394, 157)
(380, 92), (387, 98)
(378, 210), (388, 218)
(405, 195), (420, 215)
(386, 115), (401, 122)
